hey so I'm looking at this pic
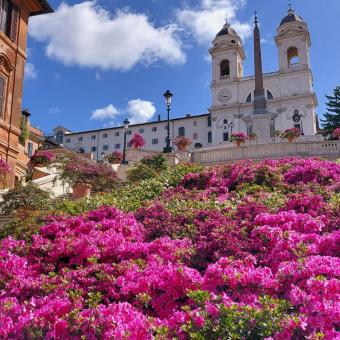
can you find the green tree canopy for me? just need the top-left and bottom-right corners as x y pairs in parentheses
(321, 86), (340, 135)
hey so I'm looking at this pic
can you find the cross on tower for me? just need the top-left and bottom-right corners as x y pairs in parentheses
(225, 12), (229, 25)
(254, 10), (258, 24)
(288, 1), (293, 11)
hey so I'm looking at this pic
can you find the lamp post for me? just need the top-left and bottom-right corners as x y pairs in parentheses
(163, 89), (173, 153)
(101, 152), (105, 162)
(121, 118), (130, 164)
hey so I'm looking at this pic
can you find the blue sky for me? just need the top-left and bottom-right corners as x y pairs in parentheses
(23, 0), (340, 133)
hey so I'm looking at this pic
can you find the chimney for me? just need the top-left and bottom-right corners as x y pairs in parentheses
(158, 114), (161, 121)
(186, 114), (191, 118)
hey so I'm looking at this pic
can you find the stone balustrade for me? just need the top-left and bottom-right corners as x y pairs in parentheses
(191, 140), (340, 165)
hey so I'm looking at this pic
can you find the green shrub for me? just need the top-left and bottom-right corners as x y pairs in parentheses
(0, 182), (51, 216)
(127, 163), (158, 183)
(180, 295), (292, 340)
(141, 154), (168, 172)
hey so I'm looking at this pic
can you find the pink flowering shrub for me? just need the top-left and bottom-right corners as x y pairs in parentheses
(0, 157), (339, 338)
(130, 133), (145, 148)
(30, 150), (54, 166)
(0, 159), (10, 179)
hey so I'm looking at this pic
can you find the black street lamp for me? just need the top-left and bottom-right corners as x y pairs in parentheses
(121, 118), (130, 164)
(230, 121), (234, 141)
(163, 89), (173, 153)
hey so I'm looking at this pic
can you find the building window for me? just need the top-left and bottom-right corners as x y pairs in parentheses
(0, 0), (19, 41)
(65, 138), (71, 143)
(193, 133), (198, 140)
(27, 142), (33, 157)
(102, 145), (109, 151)
(91, 135), (96, 140)
(78, 137), (83, 142)
(178, 127), (185, 137)
(56, 131), (64, 144)
(246, 93), (252, 103)
(208, 131), (212, 143)
(139, 128), (144, 133)
(223, 132), (229, 142)
(208, 116), (212, 127)
(220, 59), (230, 77)
(164, 125), (168, 130)
(114, 132), (120, 137)
(127, 130), (132, 135)
(114, 144), (120, 149)
(91, 147), (97, 152)
(152, 139), (158, 145)
(267, 90), (274, 100)
(0, 76), (5, 119)
(152, 127), (157, 132)
(193, 121), (197, 127)
(103, 133), (108, 138)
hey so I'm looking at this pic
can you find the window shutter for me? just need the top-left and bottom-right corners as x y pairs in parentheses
(0, 77), (5, 119)
(9, 2), (18, 41)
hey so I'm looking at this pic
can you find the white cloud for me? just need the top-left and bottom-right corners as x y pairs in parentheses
(126, 99), (156, 124)
(25, 62), (37, 79)
(177, 0), (251, 44)
(48, 107), (61, 114)
(29, 1), (185, 71)
(91, 99), (156, 125)
(91, 104), (120, 120)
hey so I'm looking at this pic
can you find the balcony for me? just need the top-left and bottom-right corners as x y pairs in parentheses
(220, 75), (230, 80)
(288, 62), (300, 70)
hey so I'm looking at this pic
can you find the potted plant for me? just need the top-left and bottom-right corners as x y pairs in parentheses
(332, 127), (340, 140)
(129, 134), (145, 149)
(173, 136), (192, 151)
(249, 132), (257, 141)
(104, 151), (123, 164)
(30, 150), (54, 167)
(231, 132), (248, 147)
(0, 159), (10, 188)
(280, 128), (300, 143)
(57, 155), (117, 199)
(274, 130), (282, 138)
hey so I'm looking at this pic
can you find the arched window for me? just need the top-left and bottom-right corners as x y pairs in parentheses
(287, 47), (299, 68)
(220, 59), (230, 77)
(267, 90), (274, 100)
(223, 119), (228, 124)
(56, 131), (64, 144)
(246, 93), (252, 103)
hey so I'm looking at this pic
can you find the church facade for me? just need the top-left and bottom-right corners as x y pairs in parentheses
(51, 8), (318, 161)
(210, 8), (317, 144)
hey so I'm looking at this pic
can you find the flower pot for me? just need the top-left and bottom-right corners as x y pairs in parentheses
(72, 183), (92, 199)
(287, 137), (295, 143)
(235, 140), (242, 147)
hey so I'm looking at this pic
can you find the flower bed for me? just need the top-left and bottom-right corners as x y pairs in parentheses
(0, 157), (339, 338)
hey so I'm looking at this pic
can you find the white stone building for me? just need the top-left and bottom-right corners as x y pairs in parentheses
(50, 8), (318, 161)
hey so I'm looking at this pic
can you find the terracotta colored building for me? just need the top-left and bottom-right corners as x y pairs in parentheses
(0, 0), (52, 187)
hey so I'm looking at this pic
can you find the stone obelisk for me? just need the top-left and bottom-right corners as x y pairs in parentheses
(251, 12), (272, 138)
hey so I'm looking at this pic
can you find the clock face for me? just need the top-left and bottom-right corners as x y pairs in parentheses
(217, 89), (232, 103)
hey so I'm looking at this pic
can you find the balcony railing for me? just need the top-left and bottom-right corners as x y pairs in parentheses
(289, 62), (300, 70)
(220, 75), (231, 80)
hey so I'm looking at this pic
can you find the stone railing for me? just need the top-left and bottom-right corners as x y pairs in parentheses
(191, 140), (340, 165)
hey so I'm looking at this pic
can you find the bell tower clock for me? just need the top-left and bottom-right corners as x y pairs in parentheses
(209, 20), (245, 144)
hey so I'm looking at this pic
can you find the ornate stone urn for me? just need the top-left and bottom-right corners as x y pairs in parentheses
(72, 183), (92, 199)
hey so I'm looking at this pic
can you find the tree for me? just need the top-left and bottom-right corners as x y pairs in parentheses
(321, 86), (340, 135)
